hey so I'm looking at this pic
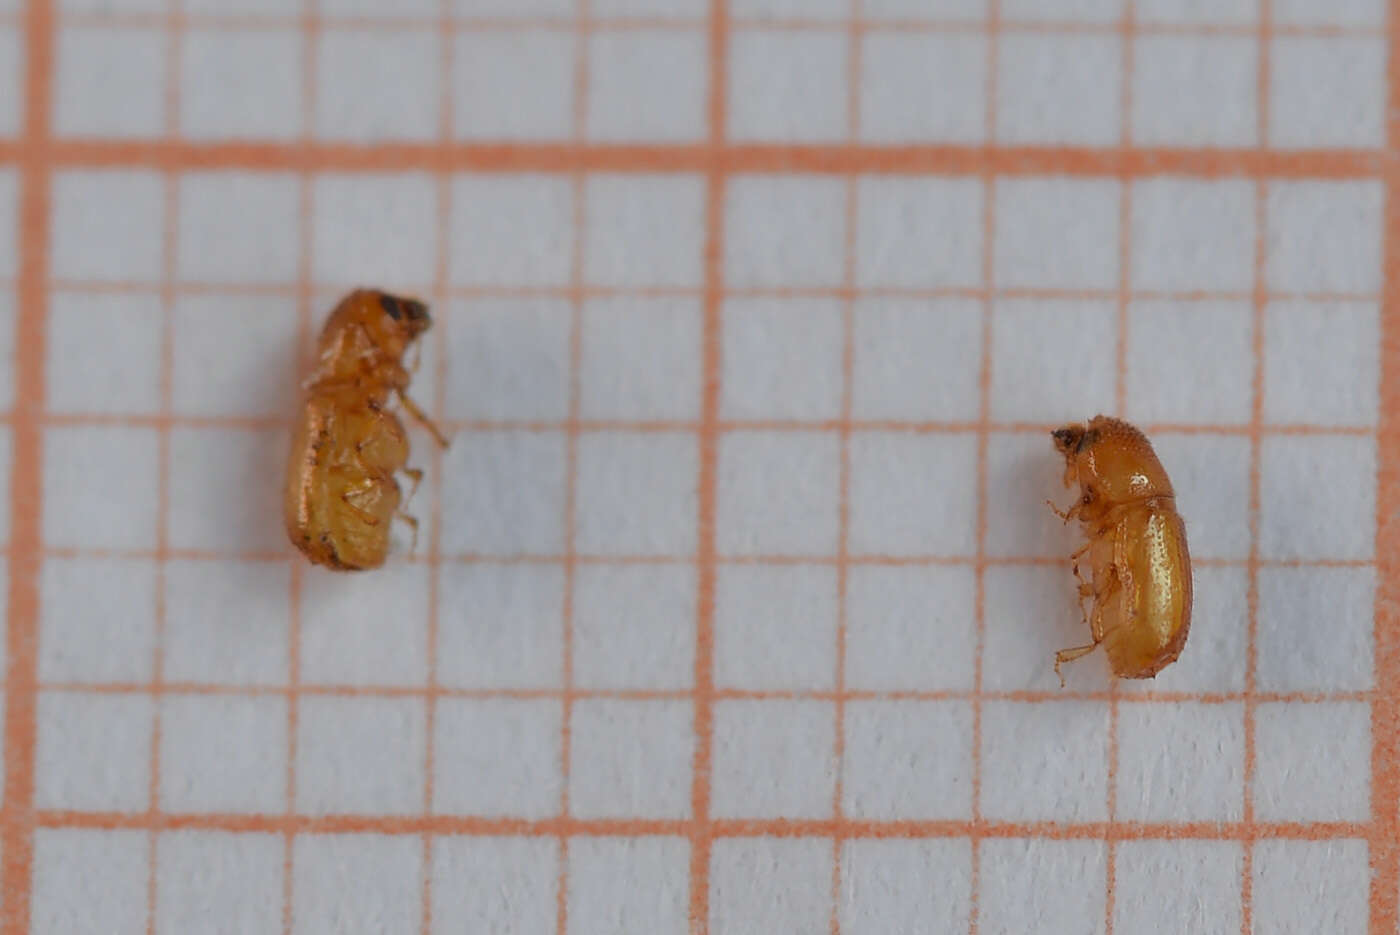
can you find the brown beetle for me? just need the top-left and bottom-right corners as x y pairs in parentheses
(1048, 415), (1192, 681)
(284, 289), (448, 571)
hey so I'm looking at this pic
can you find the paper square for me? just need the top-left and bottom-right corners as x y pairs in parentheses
(998, 33), (1121, 145)
(710, 838), (832, 935)
(33, 830), (148, 935)
(596, 0), (707, 13)
(1125, 300), (1253, 425)
(0, 28), (18, 136)
(1115, 702), (1245, 822)
(1253, 839), (1368, 935)
(569, 838), (690, 935)
(725, 175), (845, 287)
(322, 0), (434, 13)
(431, 837), (558, 935)
(587, 31), (705, 142)
(296, 697), (426, 815)
(176, 171), (299, 284)
(1259, 435), (1375, 561)
(0, 294), (11, 411)
(981, 701), (1109, 821)
(575, 432), (697, 554)
(585, 174), (704, 287)
(183, 0), (301, 12)
(44, 426), (159, 550)
(574, 564), (695, 691)
(849, 431), (979, 556)
(715, 564), (837, 691)
(164, 559), (291, 686)
(1132, 178), (1255, 291)
(168, 427), (286, 553)
(1269, 38), (1385, 149)
(712, 699), (835, 819)
(159, 694), (287, 813)
(846, 565), (977, 691)
(839, 840), (973, 935)
(982, 564), (1113, 692)
(443, 297), (571, 421)
(1258, 566), (1375, 693)
(994, 178), (1119, 289)
(47, 291), (162, 414)
(292, 835), (421, 935)
(730, 0), (846, 15)
(718, 431), (840, 555)
(437, 563), (565, 690)
(730, 30), (846, 141)
(1273, 0), (1381, 25)
(1136, 0), (1254, 20)
(40, 558), (157, 683)
(990, 299), (1117, 422)
(172, 293), (299, 416)
(316, 28), (438, 141)
(1132, 37), (1258, 146)
(986, 430), (1082, 560)
(454, 31), (575, 140)
(842, 700), (974, 820)
(300, 561), (429, 685)
(51, 170), (164, 282)
(55, 26), (166, 138)
(0, 428), (9, 540)
(1114, 841), (1243, 935)
(580, 297), (703, 420)
(156, 832), (284, 935)
(1267, 181), (1383, 295)
(852, 298), (982, 421)
(181, 29), (302, 139)
(311, 173), (436, 287)
(1124, 565), (1247, 695)
(1147, 432), (1252, 560)
(441, 431), (567, 556)
(722, 297), (843, 420)
(452, 0), (572, 11)
(860, 33), (986, 142)
(36, 690), (152, 810)
(449, 174), (573, 286)
(1000, 0), (1119, 19)
(1265, 301), (1379, 427)
(569, 700), (693, 819)
(432, 698), (562, 817)
(980, 840), (1107, 935)
(1255, 701), (1370, 821)
(855, 177), (983, 289)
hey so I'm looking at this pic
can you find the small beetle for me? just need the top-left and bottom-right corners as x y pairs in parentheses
(1048, 415), (1192, 681)
(284, 289), (448, 571)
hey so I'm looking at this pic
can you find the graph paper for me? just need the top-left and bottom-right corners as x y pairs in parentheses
(0, 0), (1396, 932)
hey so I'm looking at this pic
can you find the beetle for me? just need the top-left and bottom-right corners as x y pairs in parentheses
(1047, 415), (1192, 682)
(284, 288), (448, 571)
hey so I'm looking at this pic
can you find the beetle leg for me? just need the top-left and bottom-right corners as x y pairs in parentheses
(396, 389), (450, 449)
(338, 494), (381, 527)
(393, 512), (420, 552)
(400, 467), (424, 504)
(1054, 642), (1100, 688)
(1045, 498), (1078, 523)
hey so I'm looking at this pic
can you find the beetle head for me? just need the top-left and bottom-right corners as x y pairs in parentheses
(1058, 415), (1174, 510)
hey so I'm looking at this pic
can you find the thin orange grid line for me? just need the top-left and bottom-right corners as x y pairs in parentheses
(687, 0), (726, 929)
(27, 809), (1373, 842)
(32, 681), (1376, 707)
(2, 138), (1381, 178)
(1369, 2), (1400, 931)
(417, 0), (455, 926)
(140, 13), (184, 922)
(1101, 2), (1136, 927)
(1239, 1), (1275, 928)
(0, 0), (51, 928)
(279, 2), (321, 928)
(827, 0), (861, 926)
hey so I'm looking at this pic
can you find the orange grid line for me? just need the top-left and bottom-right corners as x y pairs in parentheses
(1369, 1), (1400, 931)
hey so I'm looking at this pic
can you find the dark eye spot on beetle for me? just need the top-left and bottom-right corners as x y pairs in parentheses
(380, 294), (403, 321)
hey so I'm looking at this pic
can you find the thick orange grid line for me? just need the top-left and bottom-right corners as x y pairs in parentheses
(1370, 1), (1400, 930)
(1, 0), (50, 929)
